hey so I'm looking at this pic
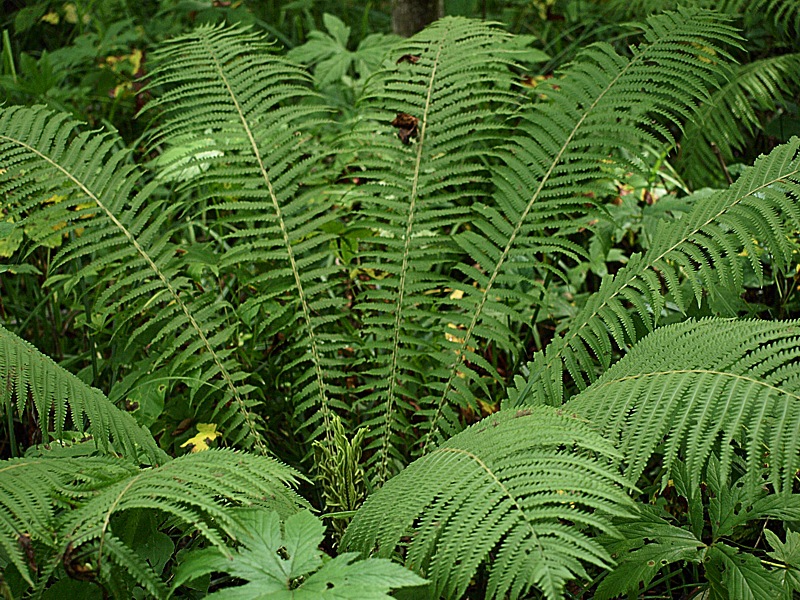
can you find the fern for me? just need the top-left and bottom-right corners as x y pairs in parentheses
(418, 8), (740, 449)
(344, 17), (528, 485)
(602, 0), (800, 36)
(343, 407), (634, 600)
(0, 323), (165, 464)
(143, 24), (346, 448)
(0, 105), (267, 452)
(0, 456), (137, 586)
(564, 318), (800, 495)
(679, 54), (800, 188)
(514, 138), (800, 406)
(750, 0), (800, 34)
(2, 9), (799, 599)
(0, 450), (306, 595)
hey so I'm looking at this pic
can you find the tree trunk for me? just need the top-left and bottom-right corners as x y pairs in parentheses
(392, 0), (444, 37)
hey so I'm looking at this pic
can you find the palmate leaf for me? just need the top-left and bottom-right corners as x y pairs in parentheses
(594, 507), (706, 600)
(0, 105), (266, 452)
(0, 324), (165, 464)
(345, 17), (528, 485)
(706, 543), (784, 600)
(563, 319), (800, 495)
(343, 408), (634, 600)
(596, 454), (800, 600)
(518, 138), (800, 406)
(173, 510), (425, 599)
(144, 24), (346, 446)
(419, 8), (741, 450)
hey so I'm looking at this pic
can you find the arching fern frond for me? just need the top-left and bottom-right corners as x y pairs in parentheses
(517, 138), (800, 406)
(602, 0), (800, 41)
(0, 105), (267, 452)
(0, 450), (306, 595)
(0, 324), (165, 464)
(420, 8), (740, 450)
(344, 17), (529, 485)
(679, 54), (800, 188)
(0, 456), (136, 586)
(564, 318), (800, 495)
(748, 0), (800, 35)
(343, 408), (634, 600)
(144, 24), (345, 446)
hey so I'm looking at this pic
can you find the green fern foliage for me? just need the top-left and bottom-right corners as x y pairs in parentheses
(343, 408), (634, 600)
(344, 17), (531, 485)
(0, 324), (165, 463)
(0, 456), (137, 586)
(564, 318), (800, 494)
(0, 105), (266, 452)
(0, 450), (306, 596)
(420, 8), (741, 450)
(517, 138), (800, 406)
(679, 54), (800, 188)
(750, 0), (800, 33)
(144, 24), (346, 446)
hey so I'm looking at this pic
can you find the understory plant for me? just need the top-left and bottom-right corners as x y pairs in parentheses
(1, 7), (799, 599)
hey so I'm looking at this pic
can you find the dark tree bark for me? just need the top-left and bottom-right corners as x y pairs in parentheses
(392, 0), (444, 37)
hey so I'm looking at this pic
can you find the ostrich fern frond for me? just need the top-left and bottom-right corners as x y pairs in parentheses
(144, 25), (345, 446)
(514, 138), (800, 406)
(679, 54), (800, 188)
(0, 456), (137, 586)
(0, 450), (306, 595)
(419, 8), (740, 450)
(344, 17), (529, 485)
(750, 0), (800, 33)
(602, 0), (800, 42)
(0, 324), (165, 464)
(343, 408), (634, 600)
(0, 106), (267, 452)
(564, 318), (800, 495)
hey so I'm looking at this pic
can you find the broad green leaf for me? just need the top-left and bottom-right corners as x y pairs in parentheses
(706, 543), (783, 600)
(173, 510), (425, 598)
